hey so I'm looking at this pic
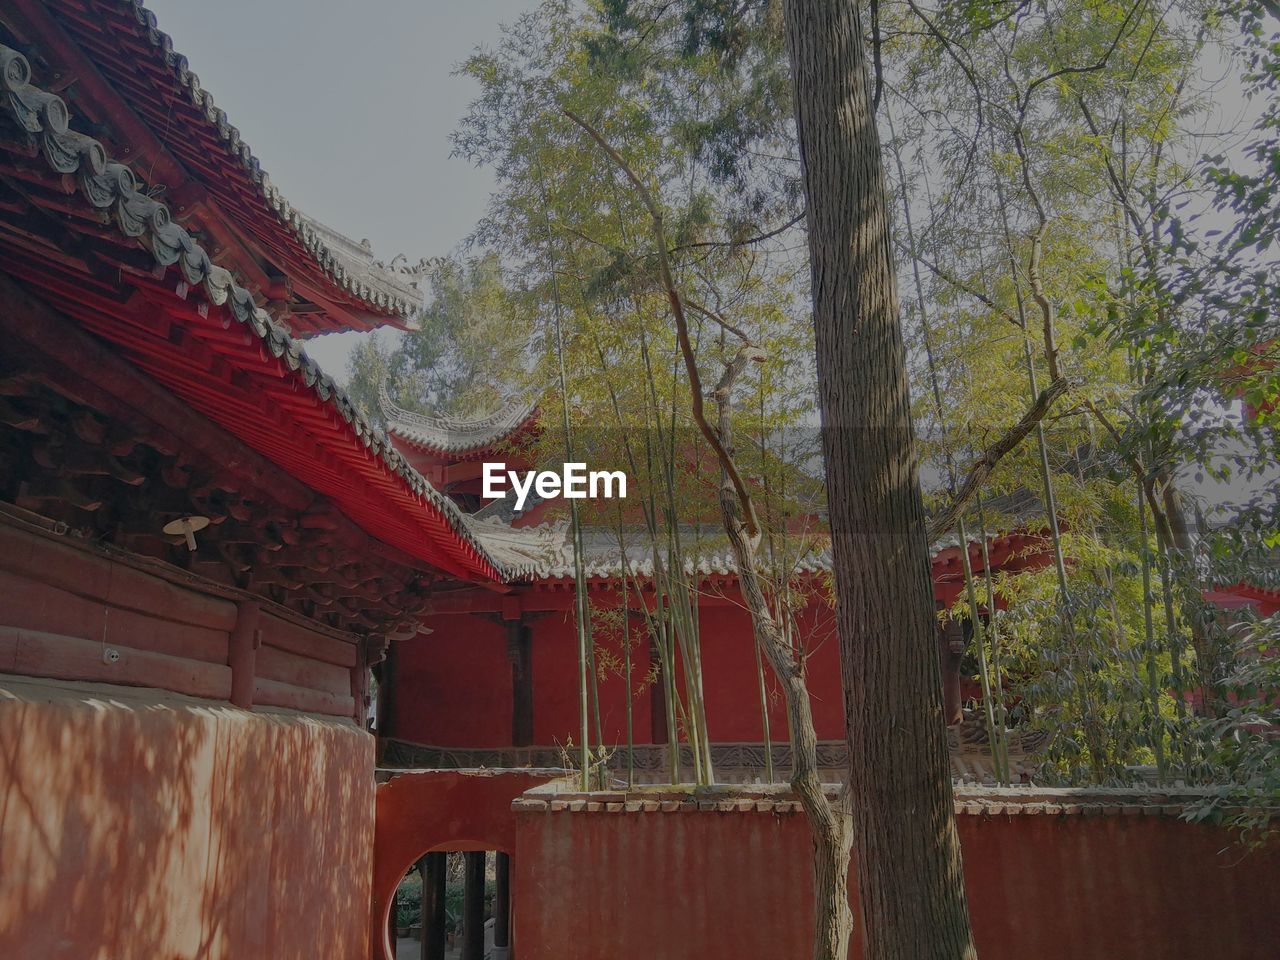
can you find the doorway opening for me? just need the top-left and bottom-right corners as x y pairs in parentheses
(390, 850), (511, 960)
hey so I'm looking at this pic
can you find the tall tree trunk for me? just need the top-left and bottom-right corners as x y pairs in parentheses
(781, 2), (977, 958)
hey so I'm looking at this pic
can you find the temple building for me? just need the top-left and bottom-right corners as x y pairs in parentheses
(375, 389), (1056, 784)
(3, 6), (1277, 960)
(0, 4), (498, 956)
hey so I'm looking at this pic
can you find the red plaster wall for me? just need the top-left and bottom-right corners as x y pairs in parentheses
(411, 594), (844, 751)
(0, 674), (375, 960)
(370, 770), (556, 960)
(513, 804), (1280, 960)
(514, 800), (858, 959)
(393, 616), (512, 747)
(530, 608), (655, 748)
(529, 612), (586, 747)
(696, 597), (842, 742)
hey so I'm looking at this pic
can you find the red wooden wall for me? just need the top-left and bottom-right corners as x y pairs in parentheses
(0, 519), (362, 719)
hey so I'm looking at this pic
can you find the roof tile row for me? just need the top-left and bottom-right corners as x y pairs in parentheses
(511, 786), (1246, 818)
(102, 1), (424, 320)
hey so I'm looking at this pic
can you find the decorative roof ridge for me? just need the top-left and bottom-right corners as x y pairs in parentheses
(378, 377), (539, 454)
(108, 1), (425, 321)
(0, 43), (504, 582)
(459, 515), (570, 581)
(292, 210), (431, 314)
(465, 515), (569, 534)
(461, 515), (1047, 584)
(461, 515), (830, 583)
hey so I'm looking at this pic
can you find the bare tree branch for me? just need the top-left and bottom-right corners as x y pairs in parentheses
(685, 298), (754, 345)
(1019, 0), (1148, 109)
(893, 236), (1023, 329)
(671, 210), (806, 252)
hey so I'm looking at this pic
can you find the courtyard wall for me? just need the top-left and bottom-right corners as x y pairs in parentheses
(510, 785), (1280, 960)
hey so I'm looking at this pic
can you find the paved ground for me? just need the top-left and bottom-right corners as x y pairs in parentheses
(394, 936), (463, 959)
(393, 922), (495, 960)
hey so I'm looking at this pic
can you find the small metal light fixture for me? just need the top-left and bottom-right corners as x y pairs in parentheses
(162, 515), (210, 551)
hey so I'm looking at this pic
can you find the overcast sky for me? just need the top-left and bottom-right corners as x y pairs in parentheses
(145, 0), (533, 373)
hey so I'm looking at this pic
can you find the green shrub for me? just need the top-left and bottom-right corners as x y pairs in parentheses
(394, 874), (423, 929)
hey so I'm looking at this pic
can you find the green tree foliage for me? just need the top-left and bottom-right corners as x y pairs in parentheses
(451, 0), (824, 541)
(882, 0), (1280, 803)
(352, 0), (1280, 826)
(346, 254), (533, 423)
(448, 0), (835, 789)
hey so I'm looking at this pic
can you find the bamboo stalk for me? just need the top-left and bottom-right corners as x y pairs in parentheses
(638, 333), (684, 784)
(620, 530), (635, 787)
(534, 162), (593, 789)
(975, 494), (1010, 784)
(990, 143), (1108, 780)
(1137, 476), (1169, 783)
(957, 517), (1003, 781)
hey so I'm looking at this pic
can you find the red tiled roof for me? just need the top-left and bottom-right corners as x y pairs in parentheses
(0, 41), (502, 582)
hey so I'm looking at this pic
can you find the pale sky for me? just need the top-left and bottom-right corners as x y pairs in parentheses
(144, 0), (534, 374)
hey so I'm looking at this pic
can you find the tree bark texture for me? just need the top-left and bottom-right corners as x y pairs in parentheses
(781, 2), (978, 958)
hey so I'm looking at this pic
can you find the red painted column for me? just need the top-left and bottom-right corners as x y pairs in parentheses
(379, 641), (398, 744)
(648, 638), (667, 744)
(227, 600), (260, 710)
(421, 851), (446, 960)
(351, 639), (369, 726)
(940, 616), (964, 725)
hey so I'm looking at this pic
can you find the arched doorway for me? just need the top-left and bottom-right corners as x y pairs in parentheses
(390, 850), (511, 959)
(372, 769), (557, 960)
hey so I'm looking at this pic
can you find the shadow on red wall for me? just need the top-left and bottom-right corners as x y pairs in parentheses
(0, 675), (374, 960)
(370, 769), (559, 960)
